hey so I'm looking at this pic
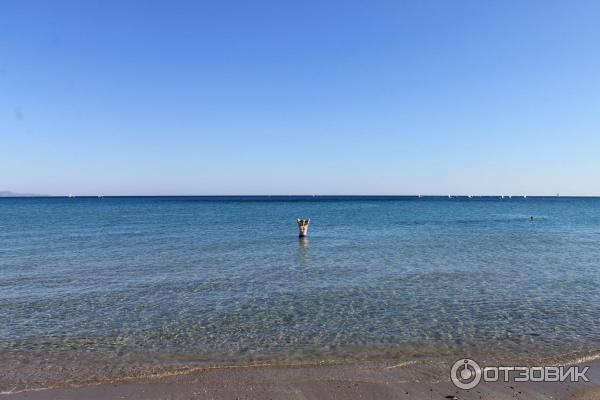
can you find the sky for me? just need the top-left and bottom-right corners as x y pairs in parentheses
(1, 0), (599, 196)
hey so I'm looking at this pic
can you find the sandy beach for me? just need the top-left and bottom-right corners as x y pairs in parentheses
(3, 359), (600, 400)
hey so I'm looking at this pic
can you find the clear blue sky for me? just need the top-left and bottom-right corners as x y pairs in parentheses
(2, 0), (599, 196)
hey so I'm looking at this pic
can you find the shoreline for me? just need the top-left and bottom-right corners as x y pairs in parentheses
(2, 359), (600, 400)
(3, 349), (600, 395)
(3, 347), (599, 394)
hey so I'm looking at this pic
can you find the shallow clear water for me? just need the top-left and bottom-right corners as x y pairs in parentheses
(1, 196), (600, 389)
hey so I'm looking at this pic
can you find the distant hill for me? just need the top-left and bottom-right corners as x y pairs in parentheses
(0, 190), (45, 197)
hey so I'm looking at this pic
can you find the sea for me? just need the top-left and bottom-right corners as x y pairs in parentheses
(1, 196), (600, 392)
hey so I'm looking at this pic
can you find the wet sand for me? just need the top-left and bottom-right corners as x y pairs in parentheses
(3, 360), (599, 400)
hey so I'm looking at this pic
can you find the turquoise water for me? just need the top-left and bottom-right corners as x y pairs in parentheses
(1, 196), (600, 389)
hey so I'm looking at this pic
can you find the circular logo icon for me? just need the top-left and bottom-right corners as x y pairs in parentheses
(451, 358), (482, 389)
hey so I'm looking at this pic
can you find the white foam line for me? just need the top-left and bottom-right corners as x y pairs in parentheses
(559, 352), (600, 367)
(1, 386), (55, 395)
(384, 360), (418, 369)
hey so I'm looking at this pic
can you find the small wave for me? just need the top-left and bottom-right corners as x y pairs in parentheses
(384, 360), (419, 369)
(557, 351), (600, 366)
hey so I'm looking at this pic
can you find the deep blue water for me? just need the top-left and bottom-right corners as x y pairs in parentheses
(1, 196), (600, 387)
